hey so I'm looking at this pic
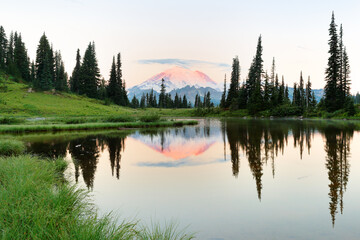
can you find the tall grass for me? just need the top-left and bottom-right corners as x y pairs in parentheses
(138, 221), (196, 240)
(0, 155), (195, 239)
(0, 139), (25, 155)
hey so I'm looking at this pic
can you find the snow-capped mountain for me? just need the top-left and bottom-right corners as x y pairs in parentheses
(133, 66), (220, 92)
(128, 66), (222, 105)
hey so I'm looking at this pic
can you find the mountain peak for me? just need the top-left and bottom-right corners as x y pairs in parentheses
(132, 66), (219, 92)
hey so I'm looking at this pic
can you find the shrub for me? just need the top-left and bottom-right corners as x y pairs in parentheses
(270, 105), (302, 117)
(0, 117), (24, 125)
(0, 139), (25, 155)
(140, 114), (160, 122)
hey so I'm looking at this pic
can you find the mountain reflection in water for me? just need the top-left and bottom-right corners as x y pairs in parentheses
(24, 119), (357, 228)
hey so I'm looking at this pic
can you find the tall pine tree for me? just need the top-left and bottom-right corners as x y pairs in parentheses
(226, 56), (240, 108)
(220, 74), (227, 108)
(324, 12), (340, 112)
(35, 33), (54, 90)
(0, 26), (7, 70)
(80, 42), (100, 98)
(70, 49), (81, 93)
(247, 35), (264, 114)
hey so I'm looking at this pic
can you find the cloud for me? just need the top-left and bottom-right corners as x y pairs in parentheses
(136, 158), (226, 168)
(138, 58), (230, 69)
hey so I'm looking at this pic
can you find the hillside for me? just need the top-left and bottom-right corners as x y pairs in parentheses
(0, 75), (135, 117)
(0, 75), (196, 117)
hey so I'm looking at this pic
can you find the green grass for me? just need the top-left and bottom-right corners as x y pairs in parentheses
(0, 155), (195, 239)
(0, 139), (25, 155)
(0, 120), (198, 133)
(0, 77), (195, 118)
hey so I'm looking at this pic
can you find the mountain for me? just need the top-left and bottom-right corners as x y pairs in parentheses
(128, 66), (325, 106)
(128, 66), (222, 105)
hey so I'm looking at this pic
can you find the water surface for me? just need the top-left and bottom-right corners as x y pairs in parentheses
(23, 119), (360, 239)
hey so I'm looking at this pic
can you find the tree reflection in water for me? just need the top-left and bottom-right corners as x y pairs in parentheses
(23, 119), (356, 226)
(224, 119), (354, 226)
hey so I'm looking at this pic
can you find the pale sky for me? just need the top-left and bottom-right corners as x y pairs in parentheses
(1, 0), (359, 92)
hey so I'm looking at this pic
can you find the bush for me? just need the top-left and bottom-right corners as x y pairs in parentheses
(104, 98), (112, 106)
(270, 105), (302, 117)
(0, 139), (25, 155)
(140, 114), (161, 122)
(0, 117), (24, 125)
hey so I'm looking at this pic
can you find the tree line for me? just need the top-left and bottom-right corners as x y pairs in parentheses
(0, 27), (129, 106)
(219, 12), (356, 116)
(129, 79), (192, 108)
(219, 37), (317, 115)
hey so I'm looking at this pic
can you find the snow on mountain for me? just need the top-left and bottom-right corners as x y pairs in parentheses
(132, 66), (221, 92)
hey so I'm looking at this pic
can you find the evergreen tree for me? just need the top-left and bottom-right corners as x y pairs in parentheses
(130, 95), (139, 108)
(6, 32), (15, 73)
(182, 95), (188, 108)
(70, 49), (81, 93)
(116, 53), (128, 106)
(270, 74), (279, 107)
(148, 89), (156, 107)
(220, 74), (227, 108)
(140, 94), (146, 108)
(342, 47), (351, 98)
(107, 56), (117, 101)
(263, 72), (271, 108)
(159, 78), (166, 108)
(0, 26), (7, 70)
(98, 78), (107, 100)
(54, 51), (67, 91)
(285, 85), (290, 103)
(14, 34), (30, 81)
(278, 76), (285, 105)
(194, 94), (199, 108)
(311, 92), (317, 108)
(205, 91), (211, 108)
(247, 36), (264, 114)
(166, 93), (173, 108)
(338, 24), (344, 107)
(306, 76), (312, 109)
(292, 83), (297, 105)
(30, 61), (35, 83)
(299, 71), (306, 110)
(174, 93), (180, 108)
(35, 33), (54, 90)
(324, 12), (340, 112)
(226, 56), (240, 107)
(122, 79), (129, 106)
(270, 57), (276, 87)
(238, 83), (247, 109)
(80, 42), (100, 98)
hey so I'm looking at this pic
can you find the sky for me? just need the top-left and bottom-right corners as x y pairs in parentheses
(1, 0), (359, 92)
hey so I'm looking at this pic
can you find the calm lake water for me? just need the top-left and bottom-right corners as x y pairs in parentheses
(22, 119), (360, 239)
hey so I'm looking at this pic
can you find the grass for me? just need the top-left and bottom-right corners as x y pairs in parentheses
(0, 77), (194, 118)
(0, 155), (195, 239)
(0, 120), (198, 133)
(0, 139), (25, 155)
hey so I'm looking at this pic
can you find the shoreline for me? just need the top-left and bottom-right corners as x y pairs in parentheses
(0, 120), (198, 133)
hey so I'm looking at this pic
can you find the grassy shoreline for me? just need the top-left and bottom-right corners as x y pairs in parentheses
(0, 154), (195, 239)
(0, 120), (198, 133)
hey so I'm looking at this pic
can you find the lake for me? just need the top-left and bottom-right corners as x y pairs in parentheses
(22, 119), (360, 239)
